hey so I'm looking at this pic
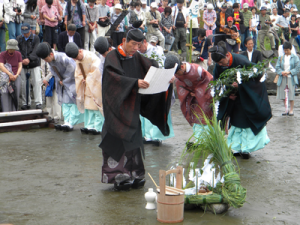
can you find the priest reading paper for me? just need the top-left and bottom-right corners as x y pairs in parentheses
(99, 28), (174, 191)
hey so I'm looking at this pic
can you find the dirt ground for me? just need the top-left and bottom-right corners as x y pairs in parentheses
(0, 96), (299, 225)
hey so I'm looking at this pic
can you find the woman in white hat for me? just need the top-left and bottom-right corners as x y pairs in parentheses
(203, 4), (217, 33)
(111, 3), (125, 47)
(0, 39), (23, 112)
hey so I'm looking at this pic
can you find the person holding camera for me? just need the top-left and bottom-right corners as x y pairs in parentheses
(3, 0), (25, 40)
(97, 0), (110, 37)
(17, 23), (42, 110)
(258, 6), (275, 51)
(146, 2), (165, 49)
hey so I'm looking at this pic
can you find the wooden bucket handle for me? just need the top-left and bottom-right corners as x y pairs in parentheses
(159, 166), (183, 197)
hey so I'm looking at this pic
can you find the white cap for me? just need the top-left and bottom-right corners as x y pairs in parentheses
(243, 3), (249, 8)
(149, 36), (158, 43)
(141, 0), (147, 4)
(114, 3), (123, 10)
(293, 8), (298, 12)
(227, 1), (233, 6)
(297, 14), (300, 18)
(207, 3), (214, 9)
(151, 2), (158, 8)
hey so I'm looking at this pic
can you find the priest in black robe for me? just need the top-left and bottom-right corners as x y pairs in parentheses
(99, 28), (173, 190)
(209, 41), (272, 159)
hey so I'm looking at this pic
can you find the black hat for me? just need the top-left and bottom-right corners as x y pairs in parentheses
(65, 42), (79, 59)
(127, 28), (145, 42)
(165, 55), (181, 73)
(132, 20), (143, 29)
(221, 3), (227, 8)
(177, 0), (184, 3)
(36, 42), (52, 59)
(94, 36), (109, 54)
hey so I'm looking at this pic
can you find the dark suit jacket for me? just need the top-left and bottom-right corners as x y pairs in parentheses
(57, 31), (82, 53)
(241, 50), (262, 64)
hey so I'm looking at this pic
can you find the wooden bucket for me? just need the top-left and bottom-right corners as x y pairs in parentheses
(157, 166), (184, 223)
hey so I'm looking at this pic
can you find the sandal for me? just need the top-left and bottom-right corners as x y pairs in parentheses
(282, 112), (289, 116)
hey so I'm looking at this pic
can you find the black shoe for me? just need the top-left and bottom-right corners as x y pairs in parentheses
(282, 112), (289, 116)
(36, 104), (42, 109)
(80, 128), (89, 134)
(131, 178), (146, 189)
(232, 151), (241, 157)
(143, 138), (152, 144)
(63, 126), (73, 132)
(241, 152), (250, 159)
(88, 129), (101, 135)
(114, 181), (132, 191)
(21, 105), (31, 110)
(54, 124), (62, 131)
(152, 140), (162, 146)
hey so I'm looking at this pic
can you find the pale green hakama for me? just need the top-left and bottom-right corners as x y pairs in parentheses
(192, 123), (210, 140)
(62, 103), (84, 126)
(84, 109), (105, 132)
(227, 126), (270, 153)
(140, 112), (175, 141)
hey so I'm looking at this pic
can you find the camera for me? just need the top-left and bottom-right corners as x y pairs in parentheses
(152, 24), (159, 28)
(13, 7), (21, 13)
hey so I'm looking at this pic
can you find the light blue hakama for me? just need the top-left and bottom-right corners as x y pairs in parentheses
(192, 124), (210, 139)
(227, 126), (270, 153)
(62, 103), (84, 126)
(84, 109), (105, 132)
(140, 112), (175, 141)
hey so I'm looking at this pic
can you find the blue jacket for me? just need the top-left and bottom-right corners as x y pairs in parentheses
(275, 53), (299, 87)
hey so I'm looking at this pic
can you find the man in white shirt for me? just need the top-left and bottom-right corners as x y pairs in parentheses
(270, 8), (280, 49)
(172, 0), (189, 53)
(145, 2), (165, 49)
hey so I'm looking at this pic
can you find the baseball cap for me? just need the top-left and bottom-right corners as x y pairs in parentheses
(149, 36), (158, 43)
(221, 3), (227, 8)
(243, 3), (249, 8)
(227, 16), (234, 22)
(260, 6), (267, 11)
(21, 23), (30, 34)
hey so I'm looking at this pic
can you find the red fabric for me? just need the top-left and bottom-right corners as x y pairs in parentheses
(175, 63), (213, 126)
(158, 7), (164, 13)
(233, 12), (240, 30)
(0, 51), (22, 75)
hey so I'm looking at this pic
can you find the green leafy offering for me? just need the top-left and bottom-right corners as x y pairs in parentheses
(180, 105), (247, 208)
(209, 61), (268, 102)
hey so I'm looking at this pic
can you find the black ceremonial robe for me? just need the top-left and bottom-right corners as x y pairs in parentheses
(99, 47), (173, 162)
(213, 53), (272, 135)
